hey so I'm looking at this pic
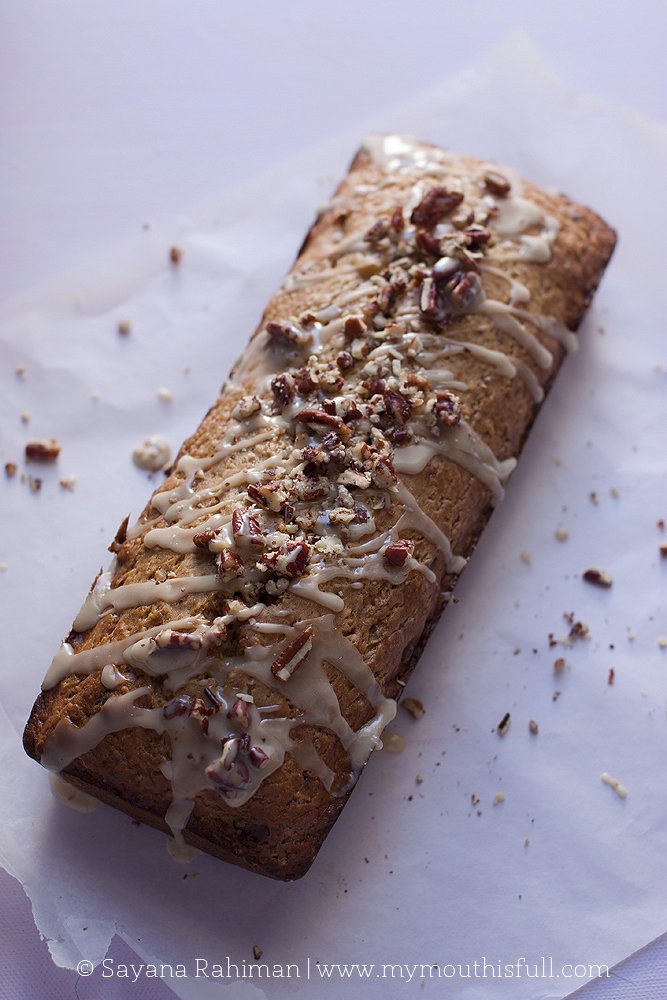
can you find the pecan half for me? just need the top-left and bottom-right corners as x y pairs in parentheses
(385, 539), (415, 567)
(271, 626), (314, 682)
(410, 187), (464, 230)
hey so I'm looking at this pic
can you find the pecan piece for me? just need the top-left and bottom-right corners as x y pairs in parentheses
(270, 373), (295, 406)
(231, 509), (265, 547)
(343, 316), (365, 341)
(232, 395), (261, 419)
(385, 539), (415, 566)
(336, 351), (353, 371)
(25, 439), (60, 461)
(446, 271), (483, 311)
(220, 737), (242, 770)
(271, 626), (314, 682)
(370, 455), (398, 489)
(193, 528), (219, 549)
(154, 629), (203, 652)
(248, 480), (288, 513)
(384, 389), (412, 426)
(434, 391), (461, 427)
(415, 229), (442, 260)
(483, 170), (511, 197)
(419, 277), (451, 328)
(217, 549), (244, 580)
(410, 187), (464, 230)
(390, 206), (405, 232)
(162, 695), (192, 720)
(364, 217), (390, 243)
(274, 540), (310, 578)
(583, 567), (613, 588)
(401, 697), (425, 719)
(432, 255), (462, 282)
(266, 321), (311, 348)
(297, 408), (351, 438)
(227, 697), (252, 728)
(249, 746), (270, 769)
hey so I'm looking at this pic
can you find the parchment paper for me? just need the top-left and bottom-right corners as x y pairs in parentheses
(1, 31), (666, 1000)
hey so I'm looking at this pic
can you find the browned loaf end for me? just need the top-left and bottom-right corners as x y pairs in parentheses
(23, 136), (616, 880)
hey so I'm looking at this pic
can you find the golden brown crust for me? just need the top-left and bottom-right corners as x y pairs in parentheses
(24, 138), (616, 881)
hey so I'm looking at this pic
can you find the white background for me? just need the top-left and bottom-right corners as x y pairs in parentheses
(1, 3), (666, 1000)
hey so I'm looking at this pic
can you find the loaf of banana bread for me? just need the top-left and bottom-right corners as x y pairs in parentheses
(23, 136), (616, 879)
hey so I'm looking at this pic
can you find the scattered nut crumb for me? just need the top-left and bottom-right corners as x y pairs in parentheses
(170, 246), (183, 264)
(659, 544), (667, 558)
(658, 636), (667, 649)
(27, 476), (42, 493)
(589, 491), (599, 505)
(555, 527), (568, 541)
(520, 550), (532, 565)
(382, 732), (405, 753)
(416, 774), (424, 784)
(583, 567), (612, 588)
(601, 773), (627, 798)
(658, 520), (665, 531)
(552, 691), (561, 701)
(59, 474), (77, 490)
(0, 562), (7, 571)
(20, 411), (30, 423)
(554, 658), (566, 672)
(4, 462), (17, 478)
(610, 488), (619, 498)
(401, 697), (425, 719)
(26, 439), (61, 461)
(253, 946), (263, 961)
(497, 712), (511, 735)
(608, 668), (615, 685)
(91, 390), (100, 400)
(524, 838), (529, 846)
(529, 719), (538, 734)
(117, 319), (132, 335)
(15, 364), (26, 378)
(493, 792), (505, 805)
(157, 387), (174, 403)
(132, 435), (171, 471)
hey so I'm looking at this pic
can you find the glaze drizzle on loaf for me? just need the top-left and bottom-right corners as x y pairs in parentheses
(25, 136), (616, 874)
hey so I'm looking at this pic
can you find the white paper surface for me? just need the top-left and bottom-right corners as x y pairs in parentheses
(1, 31), (666, 1000)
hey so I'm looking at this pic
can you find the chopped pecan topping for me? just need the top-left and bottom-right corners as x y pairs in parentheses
(217, 549), (244, 580)
(336, 351), (353, 371)
(266, 321), (310, 347)
(203, 686), (224, 709)
(390, 206), (405, 232)
(344, 316), (365, 341)
(232, 509), (265, 547)
(220, 737), (242, 770)
(434, 391), (461, 427)
(249, 746), (270, 769)
(270, 373), (294, 406)
(227, 697), (252, 728)
(410, 186), (464, 230)
(370, 455), (398, 489)
(297, 408), (351, 438)
(483, 170), (511, 197)
(432, 255), (462, 281)
(162, 695), (192, 720)
(364, 217), (390, 243)
(384, 389), (412, 426)
(446, 271), (483, 311)
(419, 277), (451, 328)
(415, 229), (442, 260)
(296, 368), (317, 394)
(25, 439), (60, 461)
(274, 540), (310, 577)
(193, 528), (219, 549)
(271, 625), (314, 682)
(154, 629), (203, 652)
(385, 539), (415, 567)
(169, 246), (182, 264)
(463, 225), (492, 250)
(376, 284), (396, 315)
(232, 395), (261, 419)
(452, 208), (474, 230)
(393, 428), (411, 445)
(248, 481), (288, 513)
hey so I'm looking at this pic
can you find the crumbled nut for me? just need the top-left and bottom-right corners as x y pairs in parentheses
(415, 229), (442, 260)
(569, 621), (589, 640)
(497, 712), (511, 735)
(157, 387), (174, 402)
(59, 474), (77, 490)
(385, 539), (415, 567)
(390, 206), (404, 232)
(384, 389), (412, 425)
(20, 411), (30, 424)
(658, 636), (667, 649)
(529, 719), (538, 734)
(493, 791), (505, 805)
(232, 395), (261, 419)
(216, 549), (244, 580)
(133, 435), (171, 471)
(601, 772), (627, 798)
(382, 732), (405, 753)
(555, 527), (569, 541)
(610, 488), (620, 498)
(271, 626), (314, 682)
(554, 658), (566, 672)
(589, 491), (599, 505)
(253, 947), (263, 961)
(364, 217), (390, 243)
(520, 550), (532, 565)
(266, 320), (311, 348)
(4, 462), (17, 478)
(117, 319), (131, 335)
(446, 271), (482, 311)
(15, 363), (27, 378)
(231, 509), (265, 547)
(583, 567), (613, 588)
(193, 528), (219, 549)
(271, 373), (295, 406)
(659, 544), (667, 558)
(483, 170), (511, 197)
(410, 187), (464, 230)
(401, 697), (424, 719)
(336, 351), (354, 371)
(170, 246), (182, 264)
(25, 439), (61, 461)
(434, 391), (461, 427)
(297, 408), (351, 437)
(608, 668), (615, 685)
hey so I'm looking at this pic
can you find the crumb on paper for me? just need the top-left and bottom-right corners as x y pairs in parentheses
(117, 319), (132, 335)
(382, 732), (405, 753)
(658, 636), (667, 649)
(554, 658), (566, 673)
(601, 773), (627, 798)
(157, 387), (174, 403)
(589, 491), (599, 505)
(15, 364), (26, 378)
(497, 712), (511, 735)
(552, 456), (562, 466)
(493, 792), (505, 805)
(132, 435), (172, 472)
(91, 390), (100, 400)
(25, 439), (61, 461)
(555, 527), (568, 541)
(27, 476), (42, 493)
(253, 946), (263, 961)
(0, 563), (7, 571)
(20, 411), (30, 424)
(524, 838), (529, 846)
(610, 488), (619, 498)
(608, 668), (615, 685)
(659, 544), (667, 558)
(416, 774), (424, 784)
(529, 719), (538, 734)
(401, 697), (425, 719)
(552, 691), (561, 701)
(520, 550), (531, 565)
(658, 520), (665, 531)
(4, 462), (17, 478)
(583, 567), (613, 588)
(59, 474), (77, 490)
(170, 246), (183, 264)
